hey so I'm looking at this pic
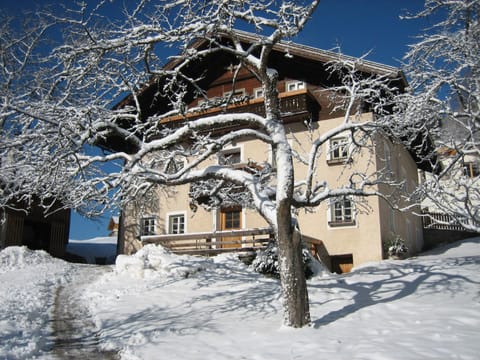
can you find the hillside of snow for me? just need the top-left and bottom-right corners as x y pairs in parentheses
(1, 237), (479, 359)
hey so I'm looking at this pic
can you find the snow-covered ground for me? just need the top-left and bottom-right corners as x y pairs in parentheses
(1, 237), (479, 359)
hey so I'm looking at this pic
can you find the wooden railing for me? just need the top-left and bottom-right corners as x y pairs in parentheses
(159, 88), (318, 125)
(422, 211), (478, 232)
(141, 227), (273, 255)
(141, 227), (325, 257)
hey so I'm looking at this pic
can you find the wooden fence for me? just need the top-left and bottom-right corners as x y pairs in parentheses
(422, 211), (477, 232)
(141, 227), (325, 257)
(141, 227), (273, 255)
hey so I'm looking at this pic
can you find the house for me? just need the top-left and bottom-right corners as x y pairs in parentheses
(0, 199), (71, 258)
(108, 216), (120, 237)
(116, 33), (431, 273)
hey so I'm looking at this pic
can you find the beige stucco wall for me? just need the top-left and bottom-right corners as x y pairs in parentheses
(375, 135), (424, 256)
(286, 114), (384, 267)
(120, 112), (423, 268)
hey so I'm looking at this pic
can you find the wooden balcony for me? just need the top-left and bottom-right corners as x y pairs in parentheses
(159, 88), (319, 126)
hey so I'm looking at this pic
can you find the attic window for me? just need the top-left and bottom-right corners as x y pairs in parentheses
(286, 81), (305, 92)
(254, 88), (264, 98)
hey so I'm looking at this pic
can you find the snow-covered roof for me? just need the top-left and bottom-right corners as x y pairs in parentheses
(118, 30), (406, 112)
(160, 30), (406, 85)
(230, 30), (403, 79)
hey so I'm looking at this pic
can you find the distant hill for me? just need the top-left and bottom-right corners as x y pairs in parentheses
(67, 237), (117, 264)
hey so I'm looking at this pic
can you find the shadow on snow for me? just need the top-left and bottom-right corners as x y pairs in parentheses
(310, 255), (480, 328)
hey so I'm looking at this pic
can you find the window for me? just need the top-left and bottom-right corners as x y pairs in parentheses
(327, 136), (349, 164)
(329, 197), (355, 227)
(253, 88), (264, 98)
(140, 217), (156, 236)
(218, 148), (241, 165)
(286, 81), (305, 92)
(168, 214), (185, 234)
(463, 162), (479, 178)
(222, 209), (241, 229)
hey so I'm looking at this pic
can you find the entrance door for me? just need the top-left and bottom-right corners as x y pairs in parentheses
(331, 254), (353, 274)
(220, 208), (242, 248)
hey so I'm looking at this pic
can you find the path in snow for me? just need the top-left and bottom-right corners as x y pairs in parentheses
(52, 265), (119, 359)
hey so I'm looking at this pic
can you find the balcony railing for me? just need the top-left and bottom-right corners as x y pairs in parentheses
(160, 88), (319, 126)
(141, 227), (273, 255)
(141, 227), (325, 257)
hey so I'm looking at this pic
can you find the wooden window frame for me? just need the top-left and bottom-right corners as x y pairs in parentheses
(221, 208), (242, 230)
(463, 162), (479, 178)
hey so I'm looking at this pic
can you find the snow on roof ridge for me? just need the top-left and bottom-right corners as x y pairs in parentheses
(231, 29), (401, 77)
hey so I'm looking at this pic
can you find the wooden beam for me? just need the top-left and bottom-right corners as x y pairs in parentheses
(141, 227), (273, 243)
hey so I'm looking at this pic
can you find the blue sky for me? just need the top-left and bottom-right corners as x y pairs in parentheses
(2, 0), (433, 240)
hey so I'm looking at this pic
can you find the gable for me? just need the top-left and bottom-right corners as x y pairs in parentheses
(117, 33), (405, 121)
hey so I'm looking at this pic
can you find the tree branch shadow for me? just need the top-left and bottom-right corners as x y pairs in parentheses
(310, 255), (480, 328)
(91, 258), (282, 348)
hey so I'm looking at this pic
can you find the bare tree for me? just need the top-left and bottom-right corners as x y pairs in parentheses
(1, 1), (411, 327)
(392, 0), (480, 231)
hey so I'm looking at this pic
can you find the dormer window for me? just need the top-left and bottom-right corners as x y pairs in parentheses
(286, 81), (305, 92)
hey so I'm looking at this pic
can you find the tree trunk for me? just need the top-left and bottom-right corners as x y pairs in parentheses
(276, 200), (311, 327)
(260, 61), (310, 327)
